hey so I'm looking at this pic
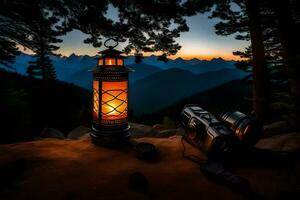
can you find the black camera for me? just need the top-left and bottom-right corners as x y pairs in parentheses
(180, 105), (262, 156)
(180, 105), (234, 155)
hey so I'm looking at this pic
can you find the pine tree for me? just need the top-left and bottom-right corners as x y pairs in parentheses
(0, 38), (20, 68)
(27, 54), (56, 80)
(272, 0), (300, 97)
(60, 0), (189, 60)
(244, 0), (270, 122)
(24, 4), (63, 80)
(188, 0), (271, 122)
(1, 0), (64, 79)
(0, 1), (32, 67)
(191, 0), (299, 124)
(2, 0), (189, 65)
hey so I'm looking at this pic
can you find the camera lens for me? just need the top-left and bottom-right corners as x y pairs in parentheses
(220, 111), (262, 145)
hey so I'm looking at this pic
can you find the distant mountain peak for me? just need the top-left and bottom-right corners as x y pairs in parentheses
(69, 53), (79, 58)
(211, 57), (225, 62)
(175, 57), (185, 61)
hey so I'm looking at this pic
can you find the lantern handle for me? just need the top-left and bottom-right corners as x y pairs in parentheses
(104, 38), (119, 49)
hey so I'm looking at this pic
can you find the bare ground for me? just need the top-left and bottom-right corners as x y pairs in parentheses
(0, 133), (299, 200)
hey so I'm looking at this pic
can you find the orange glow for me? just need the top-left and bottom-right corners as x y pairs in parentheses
(98, 58), (103, 65)
(93, 81), (99, 121)
(101, 81), (128, 120)
(57, 51), (244, 61)
(168, 52), (243, 61)
(105, 58), (116, 65)
(142, 52), (244, 61)
(117, 58), (123, 65)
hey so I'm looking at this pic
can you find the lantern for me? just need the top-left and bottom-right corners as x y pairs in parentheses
(91, 39), (131, 147)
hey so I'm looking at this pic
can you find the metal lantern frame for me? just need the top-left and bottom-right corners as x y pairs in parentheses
(91, 39), (131, 147)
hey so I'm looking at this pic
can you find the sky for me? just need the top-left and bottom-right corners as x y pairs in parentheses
(57, 6), (249, 61)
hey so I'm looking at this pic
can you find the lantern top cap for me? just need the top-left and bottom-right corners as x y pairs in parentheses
(98, 38), (124, 57)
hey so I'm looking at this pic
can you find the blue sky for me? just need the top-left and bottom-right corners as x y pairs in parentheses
(57, 6), (249, 60)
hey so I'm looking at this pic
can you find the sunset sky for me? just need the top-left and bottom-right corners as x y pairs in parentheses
(57, 7), (249, 61)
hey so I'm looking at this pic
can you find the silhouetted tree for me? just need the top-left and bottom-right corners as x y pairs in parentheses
(1, 0), (189, 65)
(0, 38), (20, 68)
(58, 0), (189, 59)
(25, 7), (62, 80)
(244, 0), (270, 122)
(0, 0), (64, 79)
(0, 1), (33, 67)
(186, 0), (271, 122)
(27, 55), (57, 80)
(195, 0), (300, 124)
(272, 0), (300, 123)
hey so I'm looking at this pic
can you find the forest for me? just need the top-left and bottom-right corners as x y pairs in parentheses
(0, 0), (299, 143)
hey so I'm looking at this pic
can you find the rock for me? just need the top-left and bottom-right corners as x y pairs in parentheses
(39, 128), (65, 139)
(158, 127), (186, 137)
(159, 129), (177, 137)
(256, 132), (300, 152)
(129, 122), (159, 138)
(67, 126), (91, 139)
(0, 159), (27, 190)
(152, 124), (166, 131)
(130, 123), (182, 138)
(129, 172), (149, 193)
(263, 121), (293, 137)
(176, 127), (186, 136)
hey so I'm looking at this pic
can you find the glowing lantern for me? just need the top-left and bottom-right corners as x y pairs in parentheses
(91, 39), (131, 147)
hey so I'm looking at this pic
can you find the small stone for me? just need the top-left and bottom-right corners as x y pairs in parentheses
(159, 129), (177, 137)
(176, 127), (186, 136)
(129, 171), (149, 193)
(152, 124), (166, 131)
(263, 121), (293, 137)
(67, 126), (90, 139)
(40, 128), (65, 139)
(129, 123), (159, 138)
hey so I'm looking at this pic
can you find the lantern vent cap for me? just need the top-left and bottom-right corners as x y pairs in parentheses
(98, 38), (124, 58)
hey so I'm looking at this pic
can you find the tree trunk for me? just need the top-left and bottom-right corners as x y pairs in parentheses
(245, 0), (270, 123)
(275, 0), (300, 114)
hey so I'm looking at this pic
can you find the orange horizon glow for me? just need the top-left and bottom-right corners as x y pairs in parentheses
(168, 53), (242, 61)
(19, 44), (245, 61)
(57, 49), (244, 61)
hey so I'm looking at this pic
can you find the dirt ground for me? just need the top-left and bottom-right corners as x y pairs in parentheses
(0, 134), (299, 200)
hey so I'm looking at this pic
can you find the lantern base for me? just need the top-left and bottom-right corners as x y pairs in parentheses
(90, 125), (131, 148)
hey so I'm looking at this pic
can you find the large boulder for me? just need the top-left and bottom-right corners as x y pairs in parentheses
(39, 128), (65, 139)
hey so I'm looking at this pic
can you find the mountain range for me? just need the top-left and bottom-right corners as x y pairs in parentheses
(2, 53), (247, 115)
(129, 67), (245, 115)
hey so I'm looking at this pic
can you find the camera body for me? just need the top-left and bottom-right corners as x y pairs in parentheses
(180, 105), (234, 155)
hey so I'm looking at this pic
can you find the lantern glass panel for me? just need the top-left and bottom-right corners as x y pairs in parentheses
(98, 58), (103, 66)
(101, 81), (128, 120)
(117, 58), (123, 65)
(105, 58), (116, 65)
(93, 80), (100, 121)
